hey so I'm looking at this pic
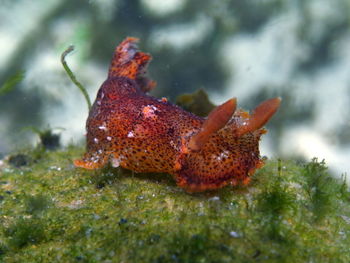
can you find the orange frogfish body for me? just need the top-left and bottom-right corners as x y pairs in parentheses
(75, 37), (281, 192)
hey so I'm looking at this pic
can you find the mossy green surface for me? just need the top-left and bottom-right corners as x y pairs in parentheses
(0, 147), (349, 263)
(175, 89), (216, 117)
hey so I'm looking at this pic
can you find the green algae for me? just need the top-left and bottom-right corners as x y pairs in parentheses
(176, 89), (216, 117)
(24, 127), (63, 151)
(0, 147), (349, 263)
(61, 45), (92, 112)
(0, 71), (25, 97)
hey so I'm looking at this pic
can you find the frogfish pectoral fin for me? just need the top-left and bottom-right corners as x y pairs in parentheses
(188, 98), (237, 151)
(236, 97), (281, 136)
(175, 171), (232, 193)
(74, 153), (109, 170)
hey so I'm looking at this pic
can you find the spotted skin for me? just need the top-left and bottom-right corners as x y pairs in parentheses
(74, 37), (280, 192)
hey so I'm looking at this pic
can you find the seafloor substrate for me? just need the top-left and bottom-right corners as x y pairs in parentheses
(0, 146), (349, 263)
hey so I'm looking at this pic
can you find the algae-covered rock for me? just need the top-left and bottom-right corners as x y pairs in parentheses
(0, 147), (349, 263)
(176, 89), (216, 117)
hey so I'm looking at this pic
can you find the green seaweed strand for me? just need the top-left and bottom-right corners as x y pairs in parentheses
(61, 45), (92, 111)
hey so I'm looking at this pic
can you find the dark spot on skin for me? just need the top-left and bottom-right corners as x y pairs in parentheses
(167, 127), (175, 135)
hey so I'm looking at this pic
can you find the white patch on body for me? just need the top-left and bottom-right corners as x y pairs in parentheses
(142, 104), (159, 119)
(111, 156), (122, 168)
(98, 125), (107, 131)
(127, 131), (135, 138)
(217, 150), (230, 161)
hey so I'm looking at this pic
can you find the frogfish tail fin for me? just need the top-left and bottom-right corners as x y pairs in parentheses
(188, 98), (237, 151)
(108, 37), (155, 92)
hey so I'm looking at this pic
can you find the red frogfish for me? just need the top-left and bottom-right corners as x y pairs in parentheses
(74, 37), (281, 192)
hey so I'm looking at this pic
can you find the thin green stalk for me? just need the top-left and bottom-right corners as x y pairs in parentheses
(61, 45), (92, 111)
(0, 71), (25, 96)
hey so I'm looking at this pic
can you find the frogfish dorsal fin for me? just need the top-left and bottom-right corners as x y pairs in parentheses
(108, 37), (155, 92)
(188, 98), (237, 151)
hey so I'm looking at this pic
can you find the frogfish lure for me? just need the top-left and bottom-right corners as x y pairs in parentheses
(74, 37), (281, 192)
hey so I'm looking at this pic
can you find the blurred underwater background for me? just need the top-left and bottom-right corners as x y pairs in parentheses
(1, 0), (350, 180)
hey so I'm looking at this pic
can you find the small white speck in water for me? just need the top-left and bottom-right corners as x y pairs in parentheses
(93, 214), (101, 220)
(107, 136), (112, 141)
(208, 196), (220, 201)
(341, 215), (350, 224)
(85, 228), (92, 237)
(94, 138), (99, 144)
(229, 231), (240, 238)
(49, 166), (61, 171)
(68, 199), (84, 209)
